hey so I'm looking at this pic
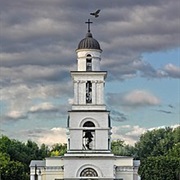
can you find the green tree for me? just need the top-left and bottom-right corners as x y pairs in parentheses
(0, 152), (10, 177)
(138, 156), (180, 180)
(136, 126), (180, 179)
(111, 140), (135, 156)
(50, 143), (67, 156)
(135, 127), (174, 159)
(167, 142), (180, 157)
(0, 136), (50, 179)
(39, 143), (50, 157)
(173, 126), (180, 144)
(1, 160), (27, 180)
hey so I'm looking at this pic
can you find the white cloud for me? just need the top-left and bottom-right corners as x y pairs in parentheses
(122, 90), (160, 107)
(126, 125), (146, 137)
(29, 102), (58, 113)
(15, 127), (67, 146)
(36, 127), (67, 146)
(5, 110), (28, 120)
(1, 83), (72, 110)
(68, 98), (74, 105)
(23, 124), (178, 147)
(148, 124), (180, 131)
(112, 125), (146, 145)
(0, 0), (179, 145)
(0, 65), (70, 82)
(107, 90), (160, 109)
(112, 124), (179, 146)
(164, 64), (180, 78)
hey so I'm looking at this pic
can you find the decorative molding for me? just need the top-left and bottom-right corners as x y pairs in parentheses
(45, 166), (64, 171)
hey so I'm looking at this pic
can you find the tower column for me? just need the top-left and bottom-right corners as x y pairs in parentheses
(92, 81), (96, 104)
(96, 80), (104, 104)
(74, 80), (78, 104)
(78, 80), (85, 104)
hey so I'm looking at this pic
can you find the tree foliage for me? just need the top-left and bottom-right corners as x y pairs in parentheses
(135, 127), (176, 159)
(111, 139), (136, 156)
(50, 143), (67, 156)
(1, 160), (26, 180)
(136, 126), (180, 180)
(0, 136), (50, 180)
(0, 126), (179, 180)
(0, 136), (67, 179)
(138, 156), (180, 180)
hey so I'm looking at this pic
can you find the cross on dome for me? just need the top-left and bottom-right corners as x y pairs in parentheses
(85, 19), (93, 32)
(77, 18), (101, 50)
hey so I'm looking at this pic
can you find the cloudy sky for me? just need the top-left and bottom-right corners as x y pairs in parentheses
(0, 0), (180, 146)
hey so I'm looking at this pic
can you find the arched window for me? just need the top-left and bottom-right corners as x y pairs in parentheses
(86, 54), (92, 71)
(86, 81), (92, 103)
(82, 121), (95, 150)
(80, 168), (98, 177)
(83, 121), (95, 127)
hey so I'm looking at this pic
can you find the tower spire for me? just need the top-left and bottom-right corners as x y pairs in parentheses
(85, 19), (93, 32)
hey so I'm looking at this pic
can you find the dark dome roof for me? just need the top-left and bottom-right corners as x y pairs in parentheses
(77, 32), (101, 50)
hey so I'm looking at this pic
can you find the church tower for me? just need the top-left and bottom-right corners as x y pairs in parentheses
(64, 19), (115, 179)
(29, 19), (140, 180)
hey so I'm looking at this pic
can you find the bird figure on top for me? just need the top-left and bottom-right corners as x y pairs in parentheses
(90, 9), (101, 18)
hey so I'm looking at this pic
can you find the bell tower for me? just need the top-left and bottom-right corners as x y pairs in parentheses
(29, 18), (140, 180)
(64, 19), (114, 179)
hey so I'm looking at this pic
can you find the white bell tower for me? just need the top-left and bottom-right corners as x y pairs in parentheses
(29, 18), (140, 180)
(64, 19), (114, 179)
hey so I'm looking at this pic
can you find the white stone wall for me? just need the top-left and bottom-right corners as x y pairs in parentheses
(43, 157), (64, 180)
(69, 111), (109, 128)
(69, 130), (83, 150)
(76, 49), (102, 71)
(68, 111), (111, 151)
(71, 72), (107, 106)
(46, 157), (63, 166)
(30, 157), (140, 180)
(115, 156), (134, 166)
(42, 170), (63, 180)
(95, 129), (109, 149)
(64, 156), (114, 179)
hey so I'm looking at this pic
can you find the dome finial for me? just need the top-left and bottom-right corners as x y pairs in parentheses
(85, 19), (93, 32)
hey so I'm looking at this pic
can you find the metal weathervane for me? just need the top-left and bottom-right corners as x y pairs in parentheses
(90, 9), (101, 18)
(85, 9), (101, 32)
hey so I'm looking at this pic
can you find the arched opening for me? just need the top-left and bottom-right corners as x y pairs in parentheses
(86, 54), (92, 71)
(83, 121), (95, 127)
(82, 121), (95, 150)
(79, 118), (99, 128)
(80, 168), (98, 177)
(86, 81), (92, 103)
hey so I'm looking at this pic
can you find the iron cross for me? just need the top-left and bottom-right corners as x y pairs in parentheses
(85, 19), (93, 32)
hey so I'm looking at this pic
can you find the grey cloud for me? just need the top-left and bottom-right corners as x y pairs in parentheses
(1, 45), (75, 67)
(0, 65), (71, 85)
(29, 103), (69, 115)
(16, 127), (67, 145)
(1, 83), (70, 100)
(2, 113), (28, 122)
(29, 105), (59, 114)
(156, 110), (173, 114)
(11, 128), (51, 140)
(25, 128), (50, 138)
(1, 0), (179, 83)
(163, 64), (180, 78)
(0, 0), (179, 139)
(168, 104), (174, 108)
(0, 83), (72, 123)
(1, 102), (70, 124)
(107, 90), (160, 109)
(110, 110), (128, 122)
(112, 125), (146, 145)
